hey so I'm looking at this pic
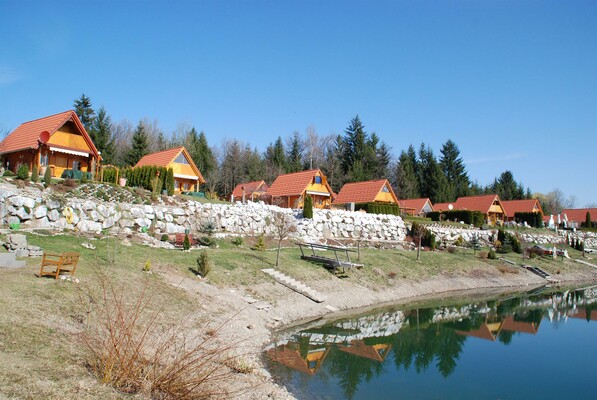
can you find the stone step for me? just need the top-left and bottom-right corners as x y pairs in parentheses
(0, 252), (26, 268)
(262, 268), (327, 303)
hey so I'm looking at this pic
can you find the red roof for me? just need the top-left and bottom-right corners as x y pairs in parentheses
(501, 199), (543, 218)
(453, 195), (502, 214)
(267, 169), (332, 197)
(398, 198), (434, 213)
(0, 110), (99, 158)
(433, 202), (452, 211)
(561, 208), (597, 223)
(232, 180), (268, 198)
(501, 316), (540, 334)
(455, 323), (497, 341)
(334, 179), (397, 204)
(135, 146), (205, 183)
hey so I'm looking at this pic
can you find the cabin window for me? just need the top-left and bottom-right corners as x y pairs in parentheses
(183, 182), (190, 191)
(314, 176), (322, 184)
(39, 153), (49, 166)
(174, 153), (189, 165)
(381, 185), (389, 193)
(72, 161), (80, 171)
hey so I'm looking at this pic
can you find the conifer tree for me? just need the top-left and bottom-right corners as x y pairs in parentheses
(125, 122), (150, 166)
(196, 131), (216, 175)
(286, 131), (304, 173)
(89, 106), (115, 164)
(393, 148), (420, 199)
(440, 139), (470, 200)
(73, 93), (95, 130)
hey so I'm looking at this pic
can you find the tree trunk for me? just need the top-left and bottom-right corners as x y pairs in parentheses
(276, 240), (282, 267)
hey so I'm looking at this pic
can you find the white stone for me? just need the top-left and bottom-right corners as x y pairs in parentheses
(33, 206), (48, 219)
(130, 207), (145, 219)
(171, 207), (185, 216)
(77, 220), (103, 232)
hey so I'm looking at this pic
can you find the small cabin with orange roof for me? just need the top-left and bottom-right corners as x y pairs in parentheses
(444, 194), (505, 225)
(397, 198), (434, 217)
(334, 179), (398, 206)
(561, 208), (597, 225)
(231, 180), (269, 202)
(501, 199), (544, 221)
(267, 169), (334, 209)
(134, 146), (205, 193)
(0, 110), (100, 178)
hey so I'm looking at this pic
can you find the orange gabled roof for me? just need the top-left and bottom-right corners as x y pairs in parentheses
(433, 202), (452, 211)
(334, 179), (397, 204)
(453, 194), (502, 214)
(561, 208), (597, 223)
(501, 199), (543, 218)
(231, 180), (268, 198)
(398, 198), (434, 213)
(501, 316), (540, 335)
(0, 110), (99, 158)
(455, 323), (498, 341)
(267, 169), (332, 197)
(135, 146), (205, 183)
(338, 340), (390, 362)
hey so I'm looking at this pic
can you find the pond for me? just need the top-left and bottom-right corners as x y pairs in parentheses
(265, 286), (597, 400)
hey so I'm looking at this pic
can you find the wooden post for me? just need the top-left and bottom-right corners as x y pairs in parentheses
(417, 236), (421, 261)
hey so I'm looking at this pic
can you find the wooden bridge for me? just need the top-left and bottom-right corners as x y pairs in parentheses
(297, 242), (364, 274)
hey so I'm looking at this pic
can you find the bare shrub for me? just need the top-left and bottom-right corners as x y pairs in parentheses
(78, 271), (254, 398)
(447, 246), (458, 254)
(478, 250), (488, 259)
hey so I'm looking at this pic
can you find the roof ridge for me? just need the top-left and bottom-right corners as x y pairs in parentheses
(20, 110), (73, 125)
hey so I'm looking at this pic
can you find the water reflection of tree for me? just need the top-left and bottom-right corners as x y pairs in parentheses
(325, 343), (388, 400)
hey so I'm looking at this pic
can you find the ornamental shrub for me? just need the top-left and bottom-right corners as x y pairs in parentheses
(196, 251), (212, 277)
(16, 164), (29, 180)
(43, 166), (52, 186)
(303, 195), (313, 219)
(31, 165), (38, 183)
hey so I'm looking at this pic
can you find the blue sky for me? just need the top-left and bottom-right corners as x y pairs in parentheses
(1, 0), (595, 205)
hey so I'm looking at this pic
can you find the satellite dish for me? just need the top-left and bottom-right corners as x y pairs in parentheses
(39, 131), (50, 144)
(448, 204), (453, 210)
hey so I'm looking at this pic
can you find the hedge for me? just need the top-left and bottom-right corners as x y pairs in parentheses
(428, 210), (485, 227)
(514, 212), (544, 228)
(122, 165), (174, 194)
(354, 202), (400, 216)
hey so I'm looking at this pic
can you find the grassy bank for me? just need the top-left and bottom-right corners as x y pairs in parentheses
(1, 231), (595, 399)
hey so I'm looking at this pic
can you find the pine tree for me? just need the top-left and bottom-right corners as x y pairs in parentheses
(73, 93), (95, 130)
(440, 139), (470, 200)
(43, 166), (52, 186)
(184, 127), (201, 166)
(342, 115), (377, 181)
(491, 170), (525, 200)
(586, 211), (592, 228)
(375, 141), (391, 179)
(303, 195), (313, 218)
(196, 131), (216, 176)
(90, 106), (115, 165)
(320, 135), (345, 193)
(286, 131), (304, 173)
(418, 144), (450, 203)
(31, 165), (38, 183)
(393, 148), (420, 199)
(125, 122), (149, 166)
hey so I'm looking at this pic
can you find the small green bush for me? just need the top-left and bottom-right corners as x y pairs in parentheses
(529, 251), (537, 259)
(488, 250), (497, 259)
(183, 234), (191, 251)
(231, 237), (243, 246)
(303, 195), (313, 219)
(198, 236), (217, 248)
(196, 251), (212, 277)
(3, 170), (14, 177)
(43, 166), (52, 186)
(81, 171), (88, 183)
(160, 234), (169, 242)
(454, 236), (465, 247)
(253, 234), (266, 251)
(16, 164), (29, 180)
(31, 165), (38, 183)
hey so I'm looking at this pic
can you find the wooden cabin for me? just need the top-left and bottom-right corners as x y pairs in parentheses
(0, 110), (100, 178)
(231, 180), (269, 202)
(334, 179), (398, 206)
(134, 146), (205, 193)
(267, 169), (334, 209)
(266, 342), (331, 375)
(501, 199), (544, 222)
(397, 198), (434, 217)
(441, 194), (506, 225)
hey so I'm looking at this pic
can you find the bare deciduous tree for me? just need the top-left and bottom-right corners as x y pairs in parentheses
(272, 211), (295, 267)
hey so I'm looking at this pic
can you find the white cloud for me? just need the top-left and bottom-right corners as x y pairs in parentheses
(0, 66), (21, 85)
(465, 152), (527, 165)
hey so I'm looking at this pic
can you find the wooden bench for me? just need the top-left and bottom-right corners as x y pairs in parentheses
(297, 242), (364, 274)
(39, 252), (80, 279)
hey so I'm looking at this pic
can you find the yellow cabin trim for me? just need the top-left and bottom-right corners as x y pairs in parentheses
(374, 191), (397, 203)
(171, 163), (197, 177)
(47, 130), (91, 152)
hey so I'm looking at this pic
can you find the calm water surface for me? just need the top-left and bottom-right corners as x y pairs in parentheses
(265, 286), (597, 400)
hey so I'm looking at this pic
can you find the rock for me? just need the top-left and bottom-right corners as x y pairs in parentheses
(171, 207), (185, 216)
(15, 207), (32, 220)
(46, 199), (61, 209)
(33, 206), (48, 219)
(81, 242), (96, 250)
(47, 209), (61, 222)
(130, 207), (145, 219)
(77, 220), (103, 233)
(8, 196), (24, 207)
(102, 217), (116, 229)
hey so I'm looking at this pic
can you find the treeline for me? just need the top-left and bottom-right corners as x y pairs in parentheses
(75, 94), (532, 203)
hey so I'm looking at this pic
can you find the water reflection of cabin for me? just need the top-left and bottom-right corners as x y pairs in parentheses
(134, 146), (205, 193)
(456, 315), (541, 341)
(0, 110), (100, 178)
(338, 340), (392, 362)
(267, 342), (331, 375)
(267, 169), (334, 209)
